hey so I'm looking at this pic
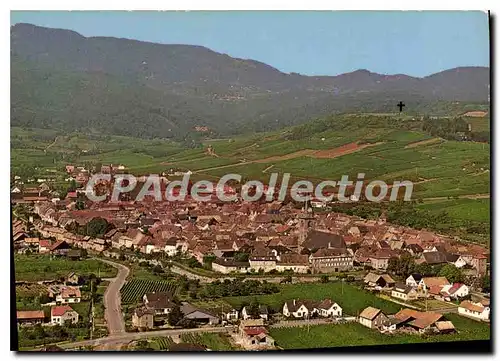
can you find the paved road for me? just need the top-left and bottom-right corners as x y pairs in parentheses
(58, 326), (233, 350)
(96, 258), (130, 336)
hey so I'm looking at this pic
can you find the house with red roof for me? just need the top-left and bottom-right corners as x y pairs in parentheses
(39, 239), (51, 254)
(441, 283), (469, 299)
(51, 305), (79, 326)
(238, 319), (275, 349)
(458, 301), (490, 321)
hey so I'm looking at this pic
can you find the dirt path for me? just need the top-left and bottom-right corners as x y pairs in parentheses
(404, 138), (443, 149)
(422, 194), (490, 201)
(44, 136), (61, 153)
(96, 258), (130, 336)
(193, 142), (384, 174)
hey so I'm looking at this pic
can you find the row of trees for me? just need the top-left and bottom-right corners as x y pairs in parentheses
(66, 217), (112, 238)
(387, 253), (465, 283)
(202, 279), (279, 298)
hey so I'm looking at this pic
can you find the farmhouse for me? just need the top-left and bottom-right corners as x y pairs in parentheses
(55, 286), (81, 304)
(441, 283), (469, 299)
(316, 299), (342, 317)
(364, 272), (396, 289)
(222, 308), (239, 322)
(249, 256), (277, 273)
(358, 307), (388, 329)
(458, 301), (490, 321)
(132, 306), (154, 329)
(393, 309), (446, 333)
(282, 299), (315, 319)
(17, 310), (45, 325)
(180, 303), (220, 325)
(391, 283), (418, 301)
(421, 277), (450, 291)
(406, 274), (424, 288)
(275, 253), (310, 273)
(239, 319), (275, 349)
(241, 305), (269, 320)
(51, 305), (79, 326)
(211, 258), (249, 274)
(143, 292), (175, 315)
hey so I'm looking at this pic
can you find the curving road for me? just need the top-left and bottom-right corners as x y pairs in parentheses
(97, 258), (130, 335)
(57, 326), (234, 350)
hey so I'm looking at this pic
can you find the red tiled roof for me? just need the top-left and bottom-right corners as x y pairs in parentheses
(244, 327), (268, 336)
(17, 310), (45, 320)
(51, 305), (75, 317)
(39, 240), (51, 248)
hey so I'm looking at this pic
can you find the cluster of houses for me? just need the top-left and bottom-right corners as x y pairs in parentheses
(364, 273), (471, 302)
(131, 291), (221, 330)
(16, 186), (488, 280)
(16, 273), (83, 327)
(358, 306), (456, 334)
(17, 305), (80, 327)
(282, 299), (343, 319)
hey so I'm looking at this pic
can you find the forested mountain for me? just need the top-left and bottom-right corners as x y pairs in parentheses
(11, 23), (490, 139)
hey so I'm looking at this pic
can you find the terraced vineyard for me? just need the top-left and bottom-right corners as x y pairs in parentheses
(150, 337), (174, 350)
(180, 333), (238, 351)
(121, 279), (178, 304)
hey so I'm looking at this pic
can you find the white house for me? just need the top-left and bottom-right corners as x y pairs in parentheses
(223, 308), (239, 321)
(55, 287), (81, 304)
(406, 274), (424, 288)
(391, 283), (418, 301)
(242, 305), (269, 320)
(51, 305), (79, 326)
(164, 238), (178, 257)
(358, 307), (388, 329)
(458, 301), (490, 321)
(316, 299), (342, 317)
(282, 300), (313, 318)
(441, 283), (469, 299)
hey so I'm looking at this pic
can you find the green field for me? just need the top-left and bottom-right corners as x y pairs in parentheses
(224, 282), (401, 316)
(14, 255), (117, 281)
(270, 314), (490, 349)
(121, 278), (178, 304)
(149, 337), (175, 350)
(416, 198), (490, 223)
(180, 333), (239, 351)
(11, 113), (490, 242)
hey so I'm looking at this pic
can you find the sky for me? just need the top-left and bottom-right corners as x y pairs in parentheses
(10, 11), (490, 77)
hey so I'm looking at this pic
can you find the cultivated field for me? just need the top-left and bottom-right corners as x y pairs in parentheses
(224, 282), (401, 316)
(181, 333), (239, 351)
(270, 314), (490, 349)
(14, 255), (117, 281)
(121, 278), (178, 304)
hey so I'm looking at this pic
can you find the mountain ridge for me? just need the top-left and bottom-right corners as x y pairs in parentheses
(11, 23), (490, 140)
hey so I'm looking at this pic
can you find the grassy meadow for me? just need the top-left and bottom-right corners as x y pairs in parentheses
(14, 254), (117, 281)
(224, 282), (401, 316)
(270, 314), (490, 349)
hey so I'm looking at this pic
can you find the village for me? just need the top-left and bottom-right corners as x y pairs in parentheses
(12, 163), (491, 351)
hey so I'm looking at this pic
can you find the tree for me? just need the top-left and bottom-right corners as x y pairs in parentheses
(481, 275), (491, 293)
(387, 254), (415, 277)
(247, 299), (261, 318)
(167, 304), (184, 326)
(234, 252), (250, 262)
(202, 254), (216, 268)
(438, 264), (464, 284)
(85, 217), (110, 238)
(320, 275), (329, 283)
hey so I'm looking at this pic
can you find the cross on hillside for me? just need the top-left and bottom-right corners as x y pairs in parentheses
(397, 101), (405, 112)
